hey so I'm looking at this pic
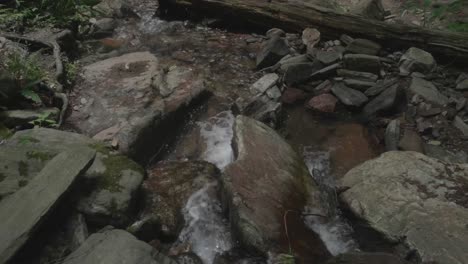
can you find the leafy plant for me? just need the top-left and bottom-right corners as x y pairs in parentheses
(29, 112), (58, 127)
(4, 52), (46, 103)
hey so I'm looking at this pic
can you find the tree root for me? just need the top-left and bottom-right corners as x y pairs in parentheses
(1, 30), (72, 126)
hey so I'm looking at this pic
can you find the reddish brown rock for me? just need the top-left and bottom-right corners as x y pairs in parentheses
(306, 93), (338, 113)
(281, 88), (307, 104)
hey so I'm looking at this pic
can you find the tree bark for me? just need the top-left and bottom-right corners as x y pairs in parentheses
(159, 0), (468, 61)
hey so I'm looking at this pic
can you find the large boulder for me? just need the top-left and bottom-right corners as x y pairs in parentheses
(67, 52), (205, 163)
(0, 148), (96, 264)
(222, 116), (330, 260)
(399, 47), (436, 75)
(339, 151), (468, 264)
(62, 228), (177, 264)
(0, 128), (144, 227)
(129, 161), (219, 241)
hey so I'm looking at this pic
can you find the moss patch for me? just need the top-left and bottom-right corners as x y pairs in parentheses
(18, 136), (40, 145)
(18, 161), (28, 177)
(97, 154), (144, 193)
(0, 123), (12, 140)
(88, 142), (111, 155)
(26, 150), (54, 162)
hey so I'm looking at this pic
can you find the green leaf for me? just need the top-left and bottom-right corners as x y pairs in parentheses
(20, 88), (42, 103)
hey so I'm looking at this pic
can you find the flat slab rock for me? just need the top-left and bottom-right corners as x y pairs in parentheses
(68, 52), (205, 160)
(62, 228), (176, 264)
(0, 148), (96, 264)
(1, 128), (144, 227)
(339, 151), (468, 264)
(222, 116), (329, 259)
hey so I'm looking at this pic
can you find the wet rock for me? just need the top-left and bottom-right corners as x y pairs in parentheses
(256, 36), (290, 70)
(409, 77), (449, 105)
(130, 161), (218, 241)
(365, 78), (398, 97)
(316, 50), (341, 65)
(281, 88), (307, 104)
(236, 95), (282, 127)
(91, 18), (117, 37)
(456, 79), (468, 91)
(67, 213), (89, 251)
(399, 47), (436, 75)
(94, 0), (135, 18)
(302, 28), (320, 53)
(313, 80), (333, 94)
(1, 128), (144, 227)
(67, 52), (205, 162)
(453, 116), (468, 136)
(343, 54), (381, 74)
(345, 38), (382, 55)
(327, 252), (409, 264)
(398, 129), (424, 153)
(362, 83), (401, 117)
(306, 94), (338, 113)
(278, 54), (311, 72)
(283, 61), (323, 85)
(331, 83), (369, 107)
(0, 148), (96, 264)
(416, 119), (433, 134)
(337, 69), (378, 82)
(249, 73), (279, 95)
(222, 116), (329, 258)
(174, 252), (203, 264)
(1, 108), (60, 128)
(343, 79), (375, 91)
(385, 119), (400, 151)
(309, 63), (341, 80)
(339, 151), (468, 264)
(63, 228), (176, 264)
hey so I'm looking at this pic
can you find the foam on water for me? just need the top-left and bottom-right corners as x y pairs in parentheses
(177, 183), (232, 264)
(199, 111), (235, 170)
(302, 147), (357, 256)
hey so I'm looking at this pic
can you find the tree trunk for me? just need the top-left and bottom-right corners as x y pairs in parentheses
(159, 0), (468, 61)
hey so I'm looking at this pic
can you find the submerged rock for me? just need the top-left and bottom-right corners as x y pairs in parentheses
(222, 116), (329, 260)
(1, 128), (144, 227)
(62, 228), (176, 264)
(307, 93), (338, 113)
(339, 151), (468, 264)
(130, 161), (218, 241)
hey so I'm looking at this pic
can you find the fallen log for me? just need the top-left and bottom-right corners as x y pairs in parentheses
(159, 0), (468, 61)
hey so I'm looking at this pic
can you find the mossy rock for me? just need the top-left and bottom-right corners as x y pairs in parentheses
(2, 128), (145, 227)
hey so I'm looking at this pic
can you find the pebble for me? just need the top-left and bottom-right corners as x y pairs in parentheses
(80, 98), (88, 105)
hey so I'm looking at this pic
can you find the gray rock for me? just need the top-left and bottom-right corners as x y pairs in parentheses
(256, 37), (290, 69)
(278, 54), (311, 72)
(316, 50), (341, 65)
(398, 129), (424, 153)
(283, 61), (323, 85)
(222, 116), (329, 257)
(327, 252), (408, 264)
(62, 228), (177, 264)
(1, 128), (145, 227)
(67, 213), (89, 251)
(266, 86), (282, 100)
(385, 119), (400, 151)
(130, 161), (218, 240)
(424, 144), (468, 164)
(67, 52), (205, 162)
(340, 34), (354, 46)
(249, 73), (279, 95)
(235, 95), (281, 127)
(362, 83), (400, 117)
(399, 47), (436, 74)
(337, 69), (378, 82)
(345, 38), (382, 55)
(409, 77), (449, 105)
(343, 79), (375, 91)
(0, 147), (96, 264)
(1, 107), (59, 128)
(365, 78), (398, 97)
(302, 28), (321, 53)
(453, 116), (468, 136)
(331, 83), (369, 107)
(174, 253), (203, 264)
(266, 28), (285, 38)
(309, 63), (341, 80)
(343, 54), (381, 74)
(456, 79), (468, 90)
(339, 151), (468, 264)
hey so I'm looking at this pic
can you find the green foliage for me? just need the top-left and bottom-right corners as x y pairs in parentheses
(29, 112), (58, 128)
(0, 0), (100, 30)
(4, 52), (45, 103)
(65, 61), (80, 86)
(447, 22), (468, 32)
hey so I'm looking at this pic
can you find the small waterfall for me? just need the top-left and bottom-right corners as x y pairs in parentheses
(199, 111), (235, 170)
(176, 111), (235, 263)
(302, 147), (358, 256)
